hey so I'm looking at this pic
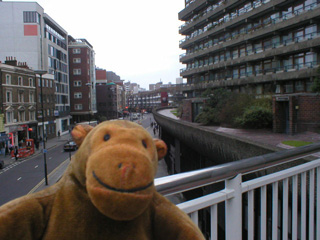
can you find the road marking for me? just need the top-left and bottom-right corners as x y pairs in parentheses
(17, 177), (22, 181)
(49, 157), (52, 160)
(35, 165), (38, 168)
(28, 158), (70, 194)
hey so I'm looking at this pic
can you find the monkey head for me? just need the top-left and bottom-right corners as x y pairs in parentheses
(71, 120), (167, 221)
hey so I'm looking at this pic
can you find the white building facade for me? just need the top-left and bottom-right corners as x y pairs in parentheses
(0, 1), (71, 134)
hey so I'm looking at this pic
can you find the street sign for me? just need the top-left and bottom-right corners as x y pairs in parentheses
(43, 149), (47, 153)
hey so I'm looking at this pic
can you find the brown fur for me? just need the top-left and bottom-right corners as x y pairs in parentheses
(0, 120), (204, 239)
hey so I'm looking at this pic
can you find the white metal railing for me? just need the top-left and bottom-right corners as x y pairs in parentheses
(156, 143), (320, 240)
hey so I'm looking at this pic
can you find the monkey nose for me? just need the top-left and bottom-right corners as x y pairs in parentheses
(118, 162), (136, 179)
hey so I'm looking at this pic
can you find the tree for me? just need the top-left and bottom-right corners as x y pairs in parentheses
(311, 67), (320, 93)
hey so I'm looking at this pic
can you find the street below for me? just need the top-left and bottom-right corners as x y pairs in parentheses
(0, 115), (154, 206)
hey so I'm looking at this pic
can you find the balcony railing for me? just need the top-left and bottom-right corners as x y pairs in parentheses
(155, 142), (320, 240)
(181, 25), (320, 62)
(179, 0), (320, 47)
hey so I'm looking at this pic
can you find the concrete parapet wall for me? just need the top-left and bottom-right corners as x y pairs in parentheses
(154, 108), (280, 164)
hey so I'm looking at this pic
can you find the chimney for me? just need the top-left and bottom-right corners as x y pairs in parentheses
(18, 61), (30, 69)
(5, 56), (17, 66)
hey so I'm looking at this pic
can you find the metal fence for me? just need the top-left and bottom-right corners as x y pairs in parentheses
(155, 142), (320, 240)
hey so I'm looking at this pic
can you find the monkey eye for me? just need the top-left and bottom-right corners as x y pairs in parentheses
(142, 140), (147, 149)
(104, 134), (110, 141)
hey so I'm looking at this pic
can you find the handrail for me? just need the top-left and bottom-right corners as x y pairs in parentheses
(155, 142), (320, 196)
(180, 0), (319, 46)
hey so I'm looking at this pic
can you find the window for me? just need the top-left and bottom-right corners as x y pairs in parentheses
(295, 81), (304, 92)
(29, 78), (34, 87)
(6, 111), (13, 123)
(73, 48), (81, 54)
(74, 81), (82, 87)
(6, 74), (11, 85)
(73, 69), (81, 75)
(74, 92), (82, 99)
(38, 78), (41, 87)
(46, 80), (49, 87)
(18, 76), (23, 86)
(73, 58), (81, 63)
(50, 80), (53, 88)
(75, 104), (83, 110)
(18, 92), (24, 103)
(29, 111), (36, 121)
(18, 111), (25, 122)
(6, 91), (12, 103)
(23, 11), (40, 23)
(256, 85), (263, 94)
(285, 83), (293, 93)
(29, 92), (34, 103)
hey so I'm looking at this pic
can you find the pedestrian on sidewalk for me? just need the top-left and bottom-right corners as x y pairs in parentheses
(58, 130), (61, 138)
(14, 146), (19, 161)
(35, 139), (39, 150)
(153, 125), (157, 135)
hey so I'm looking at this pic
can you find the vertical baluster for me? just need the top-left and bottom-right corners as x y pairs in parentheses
(272, 182), (278, 240)
(225, 174), (242, 240)
(261, 185), (267, 240)
(309, 169), (315, 240)
(292, 175), (298, 240)
(301, 172), (307, 240)
(283, 178), (289, 240)
(210, 205), (218, 240)
(190, 211), (199, 226)
(248, 190), (254, 240)
(317, 167), (320, 240)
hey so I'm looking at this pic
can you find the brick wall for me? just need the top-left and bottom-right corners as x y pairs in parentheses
(296, 95), (320, 132)
(273, 94), (320, 134)
(181, 99), (193, 122)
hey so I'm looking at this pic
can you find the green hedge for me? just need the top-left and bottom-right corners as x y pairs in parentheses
(235, 106), (273, 128)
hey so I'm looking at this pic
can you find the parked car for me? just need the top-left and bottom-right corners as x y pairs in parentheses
(64, 141), (78, 151)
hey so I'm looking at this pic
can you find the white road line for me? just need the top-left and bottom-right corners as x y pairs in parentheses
(35, 165), (38, 168)
(17, 177), (22, 181)
(49, 157), (52, 160)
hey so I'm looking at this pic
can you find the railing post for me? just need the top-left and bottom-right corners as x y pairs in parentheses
(225, 174), (242, 240)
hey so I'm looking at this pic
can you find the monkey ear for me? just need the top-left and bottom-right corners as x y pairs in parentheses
(71, 124), (94, 147)
(153, 139), (167, 160)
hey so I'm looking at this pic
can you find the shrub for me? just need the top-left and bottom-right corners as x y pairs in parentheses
(236, 106), (272, 128)
(219, 93), (254, 125)
(195, 108), (220, 125)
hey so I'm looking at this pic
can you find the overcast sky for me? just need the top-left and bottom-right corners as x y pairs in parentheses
(9, 0), (186, 89)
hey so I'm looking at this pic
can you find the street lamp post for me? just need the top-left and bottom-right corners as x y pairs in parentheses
(85, 83), (92, 124)
(35, 70), (48, 185)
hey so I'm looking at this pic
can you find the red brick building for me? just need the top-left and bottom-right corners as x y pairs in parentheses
(68, 37), (97, 124)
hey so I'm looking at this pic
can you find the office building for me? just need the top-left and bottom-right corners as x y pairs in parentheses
(0, 1), (70, 134)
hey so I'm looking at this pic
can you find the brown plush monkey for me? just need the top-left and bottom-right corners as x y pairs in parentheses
(0, 120), (204, 240)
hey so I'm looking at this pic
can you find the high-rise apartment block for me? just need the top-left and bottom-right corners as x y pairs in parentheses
(179, 0), (320, 133)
